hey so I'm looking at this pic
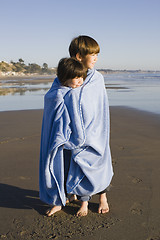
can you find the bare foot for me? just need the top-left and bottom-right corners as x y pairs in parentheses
(46, 205), (62, 216)
(76, 201), (88, 217)
(98, 193), (109, 214)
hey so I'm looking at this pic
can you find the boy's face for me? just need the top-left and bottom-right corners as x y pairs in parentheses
(66, 77), (83, 88)
(82, 53), (98, 69)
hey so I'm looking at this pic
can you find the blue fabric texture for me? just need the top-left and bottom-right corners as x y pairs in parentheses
(39, 69), (114, 206)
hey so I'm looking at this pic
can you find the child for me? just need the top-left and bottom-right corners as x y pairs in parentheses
(68, 35), (113, 216)
(57, 57), (86, 88)
(39, 35), (113, 217)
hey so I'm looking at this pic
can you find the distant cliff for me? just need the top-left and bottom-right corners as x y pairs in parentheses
(0, 59), (56, 77)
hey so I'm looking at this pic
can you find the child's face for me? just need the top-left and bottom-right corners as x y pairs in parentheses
(82, 53), (98, 69)
(66, 77), (83, 88)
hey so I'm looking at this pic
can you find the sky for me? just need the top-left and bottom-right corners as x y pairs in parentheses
(0, 0), (160, 70)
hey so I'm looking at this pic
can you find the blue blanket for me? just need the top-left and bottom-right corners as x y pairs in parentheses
(39, 69), (113, 206)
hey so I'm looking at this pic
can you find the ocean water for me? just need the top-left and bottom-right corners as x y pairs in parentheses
(104, 72), (160, 114)
(0, 80), (50, 112)
(0, 72), (160, 114)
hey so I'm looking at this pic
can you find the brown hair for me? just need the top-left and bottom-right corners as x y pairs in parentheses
(69, 35), (100, 58)
(57, 57), (87, 85)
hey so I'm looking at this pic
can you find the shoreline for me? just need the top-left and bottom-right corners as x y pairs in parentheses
(0, 75), (54, 85)
(0, 74), (54, 96)
(0, 105), (160, 117)
(0, 106), (160, 239)
(0, 74), (55, 80)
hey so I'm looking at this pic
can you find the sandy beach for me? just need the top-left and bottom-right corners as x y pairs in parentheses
(0, 107), (160, 240)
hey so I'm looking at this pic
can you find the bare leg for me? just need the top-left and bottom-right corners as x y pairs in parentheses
(76, 201), (88, 217)
(46, 205), (62, 216)
(98, 193), (109, 214)
(66, 194), (77, 204)
(69, 194), (77, 202)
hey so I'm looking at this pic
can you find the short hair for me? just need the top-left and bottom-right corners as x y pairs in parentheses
(69, 35), (100, 58)
(57, 57), (87, 85)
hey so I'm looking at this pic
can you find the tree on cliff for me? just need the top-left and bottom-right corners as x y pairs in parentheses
(18, 58), (25, 64)
(0, 59), (56, 75)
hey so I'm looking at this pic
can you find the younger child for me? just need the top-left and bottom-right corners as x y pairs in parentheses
(44, 57), (87, 216)
(57, 57), (86, 88)
(57, 57), (87, 206)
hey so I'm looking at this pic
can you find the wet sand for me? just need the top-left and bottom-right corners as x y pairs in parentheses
(0, 76), (127, 97)
(0, 76), (54, 96)
(0, 107), (160, 240)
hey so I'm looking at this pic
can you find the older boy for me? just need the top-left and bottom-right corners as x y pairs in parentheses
(69, 35), (113, 216)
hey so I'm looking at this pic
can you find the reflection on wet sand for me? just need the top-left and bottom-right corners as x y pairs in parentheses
(0, 86), (50, 96)
(0, 76), (54, 95)
(0, 77), (128, 96)
(0, 76), (54, 96)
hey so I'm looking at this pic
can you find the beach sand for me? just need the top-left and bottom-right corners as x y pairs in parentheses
(0, 107), (160, 240)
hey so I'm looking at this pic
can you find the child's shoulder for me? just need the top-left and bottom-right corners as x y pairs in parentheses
(94, 69), (104, 79)
(92, 69), (104, 84)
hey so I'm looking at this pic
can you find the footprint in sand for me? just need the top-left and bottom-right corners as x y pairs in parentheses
(18, 176), (31, 180)
(132, 177), (142, 184)
(130, 202), (143, 215)
(119, 146), (125, 150)
(128, 176), (142, 184)
(147, 237), (160, 240)
(112, 158), (117, 165)
(0, 137), (25, 144)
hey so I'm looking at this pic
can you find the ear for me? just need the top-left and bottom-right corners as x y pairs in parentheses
(76, 53), (83, 62)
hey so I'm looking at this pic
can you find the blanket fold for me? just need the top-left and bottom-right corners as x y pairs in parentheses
(39, 69), (113, 206)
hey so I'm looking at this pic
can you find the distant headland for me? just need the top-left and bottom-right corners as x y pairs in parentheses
(97, 69), (160, 74)
(0, 59), (56, 78)
(0, 59), (159, 78)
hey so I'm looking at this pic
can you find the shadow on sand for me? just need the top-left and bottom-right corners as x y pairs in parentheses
(0, 183), (47, 215)
(0, 183), (99, 216)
